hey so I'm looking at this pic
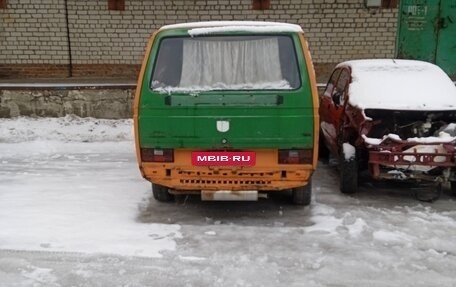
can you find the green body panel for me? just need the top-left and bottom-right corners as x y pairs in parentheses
(138, 29), (315, 150)
(397, 0), (456, 78)
(436, 1), (456, 78)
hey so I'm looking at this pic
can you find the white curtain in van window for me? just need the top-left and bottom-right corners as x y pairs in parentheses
(179, 38), (284, 89)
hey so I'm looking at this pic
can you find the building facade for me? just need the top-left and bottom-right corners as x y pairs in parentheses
(0, 0), (398, 81)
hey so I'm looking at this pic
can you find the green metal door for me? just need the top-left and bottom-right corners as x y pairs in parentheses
(397, 0), (456, 78)
(436, 1), (456, 77)
(397, 0), (439, 62)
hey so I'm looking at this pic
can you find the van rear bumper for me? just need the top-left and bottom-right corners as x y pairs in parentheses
(138, 149), (314, 191)
(140, 163), (313, 191)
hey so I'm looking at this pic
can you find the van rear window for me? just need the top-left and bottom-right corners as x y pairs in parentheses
(151, 35), (301, 92)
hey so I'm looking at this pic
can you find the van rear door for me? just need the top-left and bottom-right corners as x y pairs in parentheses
(138, 33), (315, 150)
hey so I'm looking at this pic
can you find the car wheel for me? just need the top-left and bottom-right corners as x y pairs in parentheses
(291, 180), (312, 206)
(339, 143), (358, 194)
(415, 183), (441, 202)
(450, 181), (456, 196)
(152, 183), (174, 202)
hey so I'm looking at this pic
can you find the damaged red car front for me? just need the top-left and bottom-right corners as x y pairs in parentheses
(320, 59), (456, 196)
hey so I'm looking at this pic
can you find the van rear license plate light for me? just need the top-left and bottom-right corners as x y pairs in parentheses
(192, 151), (256, 166)
(141, 148), (174, 162)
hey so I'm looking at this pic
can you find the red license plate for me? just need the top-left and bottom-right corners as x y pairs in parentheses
(191, 151), (256, 166)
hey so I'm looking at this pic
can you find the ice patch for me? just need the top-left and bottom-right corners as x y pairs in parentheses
(0, 136), (182, 258)
(188, 25), (303, 36)
(363, 132), (456, 146)
(373, 230), (412, 244)
(305, 215), (343, 235)
(72, 268), (93, 279)
(21, 266), (57, 286)
(179, 255), (207, 261)
(347, 218), (368, 238)
(153, 80), (292, 94)
(311, 203), (336, 215)
(0, 183), (182, 257)
(160, 21), (303, 33)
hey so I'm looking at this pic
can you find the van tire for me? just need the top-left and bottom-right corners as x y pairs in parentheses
(152, 183), (174, 202)
(292, 180), (312, 206)
(340, 148), (358, 194)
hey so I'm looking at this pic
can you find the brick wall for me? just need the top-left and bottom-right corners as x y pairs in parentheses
(0, 0), (69, 77)
(0, 0), (398, 81)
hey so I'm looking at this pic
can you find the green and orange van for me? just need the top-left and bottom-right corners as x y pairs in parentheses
(134, 21), (319, 205)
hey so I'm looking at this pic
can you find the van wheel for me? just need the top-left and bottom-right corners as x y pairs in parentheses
(291, 180), (312, 206)
(340, 146), (358, 194)
(152, 183), (174, 202)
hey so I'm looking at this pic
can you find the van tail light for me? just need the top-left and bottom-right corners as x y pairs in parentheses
(141, 148), (174, 162)
(278, 149), (313, 164)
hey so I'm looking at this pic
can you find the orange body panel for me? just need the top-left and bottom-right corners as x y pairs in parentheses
(141, 149), (312, 192)
(134, 32), (157, 178)
(299, 33), (320, 168)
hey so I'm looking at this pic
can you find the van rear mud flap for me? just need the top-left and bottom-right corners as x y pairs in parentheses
(201, 190), (258, 201)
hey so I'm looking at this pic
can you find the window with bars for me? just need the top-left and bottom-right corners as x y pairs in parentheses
(108, 0), (125, 11)
(0, 0), (7, 9)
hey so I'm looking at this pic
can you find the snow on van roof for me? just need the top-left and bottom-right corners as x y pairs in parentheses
(340, 59), (456, 111)
(160, 21), (303, 36)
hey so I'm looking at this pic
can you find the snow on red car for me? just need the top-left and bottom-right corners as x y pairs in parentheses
(319, 59), (456, 197)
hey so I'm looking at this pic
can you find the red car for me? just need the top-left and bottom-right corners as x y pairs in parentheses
(319, 59), (456, 197)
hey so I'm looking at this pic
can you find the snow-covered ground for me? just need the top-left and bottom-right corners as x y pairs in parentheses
(1, 117), (456, 287)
